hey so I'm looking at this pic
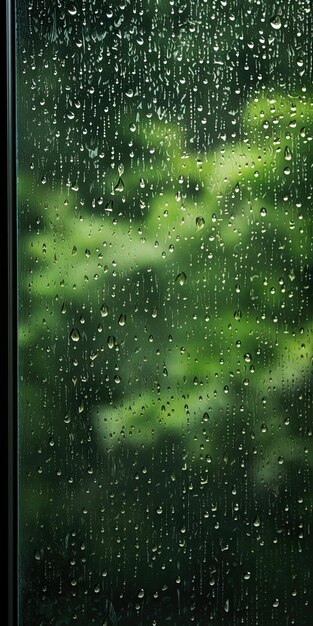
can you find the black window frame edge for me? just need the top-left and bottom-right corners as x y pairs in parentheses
(6, 0), (17, 623)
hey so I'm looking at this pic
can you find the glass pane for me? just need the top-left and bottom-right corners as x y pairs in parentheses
(17, 1), (312, 624)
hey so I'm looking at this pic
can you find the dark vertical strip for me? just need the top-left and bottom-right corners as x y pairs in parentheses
(7, 0), (17, 624)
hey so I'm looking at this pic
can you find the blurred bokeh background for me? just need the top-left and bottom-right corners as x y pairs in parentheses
(17, 1), (312, 624)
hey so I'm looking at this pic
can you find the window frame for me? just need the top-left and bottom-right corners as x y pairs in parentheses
(6, 0), (17, 624)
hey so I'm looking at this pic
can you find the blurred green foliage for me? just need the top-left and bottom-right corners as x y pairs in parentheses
(17, 1), (312, 624)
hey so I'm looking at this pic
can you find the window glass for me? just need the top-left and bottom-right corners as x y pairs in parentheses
(17, 1), (312, 624)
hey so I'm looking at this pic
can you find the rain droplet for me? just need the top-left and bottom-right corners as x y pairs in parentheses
(196, 216), (205, 230)
(156, 506), (163, 514)
(107, 336), (116, 349)
(270, 15), (281, 30)
(234, 310), (242, 321)
(118, 313), (126, 326)
(114, 177), (125, 193)
(70, 328), (80, 342)
(105, 200), (113, 215)
(137, 589), (145, 599)
(284, 146), (292, 161)
(118, 163), (124, 176)
(94, 584), (100, 594)
(100, 304), (109, 317)
(176, 272), (187, 286)
(68, 5), (77, 16)
(260, 207), (267, 217)
(253, 515), (261, 527)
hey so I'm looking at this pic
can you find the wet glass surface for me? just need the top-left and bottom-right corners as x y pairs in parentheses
(17, 1), (312, 624)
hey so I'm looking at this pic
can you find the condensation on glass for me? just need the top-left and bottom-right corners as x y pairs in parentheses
(17, 1), (312, 624)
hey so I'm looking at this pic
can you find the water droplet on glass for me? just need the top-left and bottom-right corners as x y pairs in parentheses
(68, 4), (77, 16)
(118, 313), (126, 326)
(270, 15), (281, 30)
(114, 177), (125, 193)
(284, 146), (292, 161)
(100, 304), (109, 317)
(176, 272), (187, 286)
(253, 515), (261, 527)
(260, 207), (267, 217)
(107, 336), (116, 349)
(196, 216), (205, 230)
(70, 328), (80, 342)
(137, 589), (145, 599)
(105, 200), (113, 215)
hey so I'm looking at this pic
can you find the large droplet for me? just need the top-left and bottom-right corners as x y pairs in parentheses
(100, 304), (109, 317)
(107, 336), (116, 349)
(176, 272), (187, 286)
(70, 328), (80, 342)
(67, 4), (77, 16)
(196, 216), (205, 230)
(270, 15), (281, 30)
(118, 313), (126, 326)
(284, 146), (292, 161)
(253, 515), (261, 527)
(114, 177), (125, 193)
(105, 200), (113, 215)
